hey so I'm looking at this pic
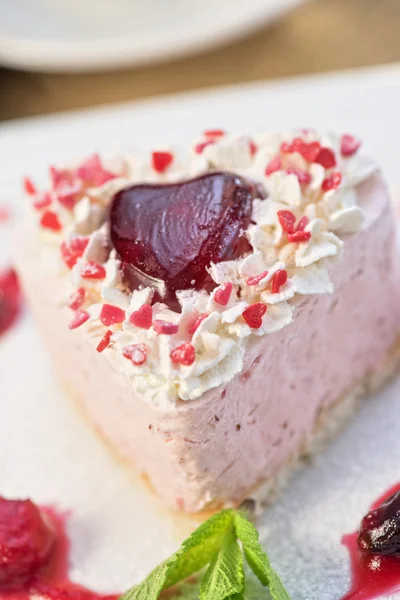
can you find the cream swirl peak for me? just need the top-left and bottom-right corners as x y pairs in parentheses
(24, 130), (377, 406)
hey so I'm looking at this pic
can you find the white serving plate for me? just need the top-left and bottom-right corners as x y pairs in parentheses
(1, 64), (400, 599)
(0, 0), (305, 72)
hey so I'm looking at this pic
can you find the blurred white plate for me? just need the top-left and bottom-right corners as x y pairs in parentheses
(1, 65), (400, 599)
(0, 0), (305, 72)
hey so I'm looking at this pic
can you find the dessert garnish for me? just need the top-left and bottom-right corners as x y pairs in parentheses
(109, 172), (254, 306)
(342, 483), (400, 600)
(358, 489), (400, 555)
(0, 268), (22, 338)
(121, 507), (291, 600)
(0, 496), (55, 589)
(0, 496), (118, 599)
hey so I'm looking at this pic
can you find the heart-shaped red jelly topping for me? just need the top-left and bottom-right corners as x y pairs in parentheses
(109, 172), (254, 306)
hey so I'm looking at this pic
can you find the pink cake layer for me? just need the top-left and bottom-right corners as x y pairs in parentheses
(15, 173), (400, 513)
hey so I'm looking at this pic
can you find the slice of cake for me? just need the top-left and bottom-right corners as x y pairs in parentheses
(15, 130), (400, 513)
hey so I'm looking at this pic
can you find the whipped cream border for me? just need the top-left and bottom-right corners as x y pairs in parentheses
(28, 131), (378, 407)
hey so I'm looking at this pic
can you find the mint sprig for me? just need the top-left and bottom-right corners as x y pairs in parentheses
(120, 508), (291, 600)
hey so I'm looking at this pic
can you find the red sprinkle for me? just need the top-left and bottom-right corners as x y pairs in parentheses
(249, 140), (258, 157)
(153, 320), (179, 335)
(67, 287), (85, 311)
(80, 262), (106, 280)
(214, 282), (233, 306)
(33, 192), (52, 211)
(122, 343), (147, 365)
(204, 129), (226, 138)
(296, 215), (309, 232)
(286, 167), (312, 186)
(314, 147), (337, 169)
(60, 236), (89, 269)
(280, 141), (293, 154)
(300, 141), (321, 163)
(341, 134), (361, 157)
(96, 329), (113, 353)
(170, 343), (196, 367)
(242, 303), (267, 329)
(68, 310), (90, 330)
(265, 156), (282, 176)
(194, 140), (215, 154)
(271, 269), (288, 294)
(322, 171), (343, 192)
(277, 209), (296, 234)
(188, 314), (207, 335)
(246, 270), (269, 286)
(287, 230), (311, 243)
(40, 211), (62, 232)
(152, 151), (174, 174)
(23, 177), (37, 196)
(130, 304), (153, 330)
(76, 154), (116, 186)
(100, 304), (125, 326)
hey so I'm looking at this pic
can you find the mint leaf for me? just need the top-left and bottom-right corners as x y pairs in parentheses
(166, 509), (235, 587)
(120, 509), (235, 600)
(119, 560), (170, 600)
(234, 512), (291, 600)
(200, 531), (244, 600)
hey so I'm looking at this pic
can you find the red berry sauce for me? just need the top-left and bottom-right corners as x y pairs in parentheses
(0, 268), (22, 339)
(341, 483), (400, 600)
(109, 172), (254, 308)
(0, 496), (118, 600)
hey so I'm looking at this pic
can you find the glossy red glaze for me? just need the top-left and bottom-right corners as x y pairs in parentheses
(341, 483), (400, 600)
(109, 172), (254, 308)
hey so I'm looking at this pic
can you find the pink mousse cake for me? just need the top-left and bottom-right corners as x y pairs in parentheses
(15, 130), (400, 513)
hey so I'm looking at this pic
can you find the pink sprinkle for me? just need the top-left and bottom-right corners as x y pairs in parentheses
(130, 304), (153, 330)
(286, 167), (312, 186)
(170, 343), (196, 367)
(188, 314), (207, 335)
(277, 210), (296, 235)
(194, 140), (215, 154)
(100, 304), (125, 326)
(296, 215), (309, 232)
(96, 330), (113, 353)
(67, 287), (86, 311)
(40, 211), (62, 232)
(153, 320), (179, 335)
(287, 230), (311, 243)
(80, 261), (106, 280)
(271, 269), (288, 294)
(249, 140), (258, 157)
(214, 282), (233, 306)
(203, 129), (225, 138)
(61, 236), (89, 269)
(0, 206), (10, 223)
(23, 177), (37, 196)
(242, 303), (267, 329)
(340, 134), (361, 158)
(68, 309), (90, 330)
(76, 154), (116, 186)
(322, 171), (342, 192)
(122, 343), (147, 366)
(152, 151), (174, 174)
(33, 192), (52, 211)
(246, 270), (269, 286)
(299, 141), (321, 163)
(314, 147), (337, 169)
(265, 156), (282, 176)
